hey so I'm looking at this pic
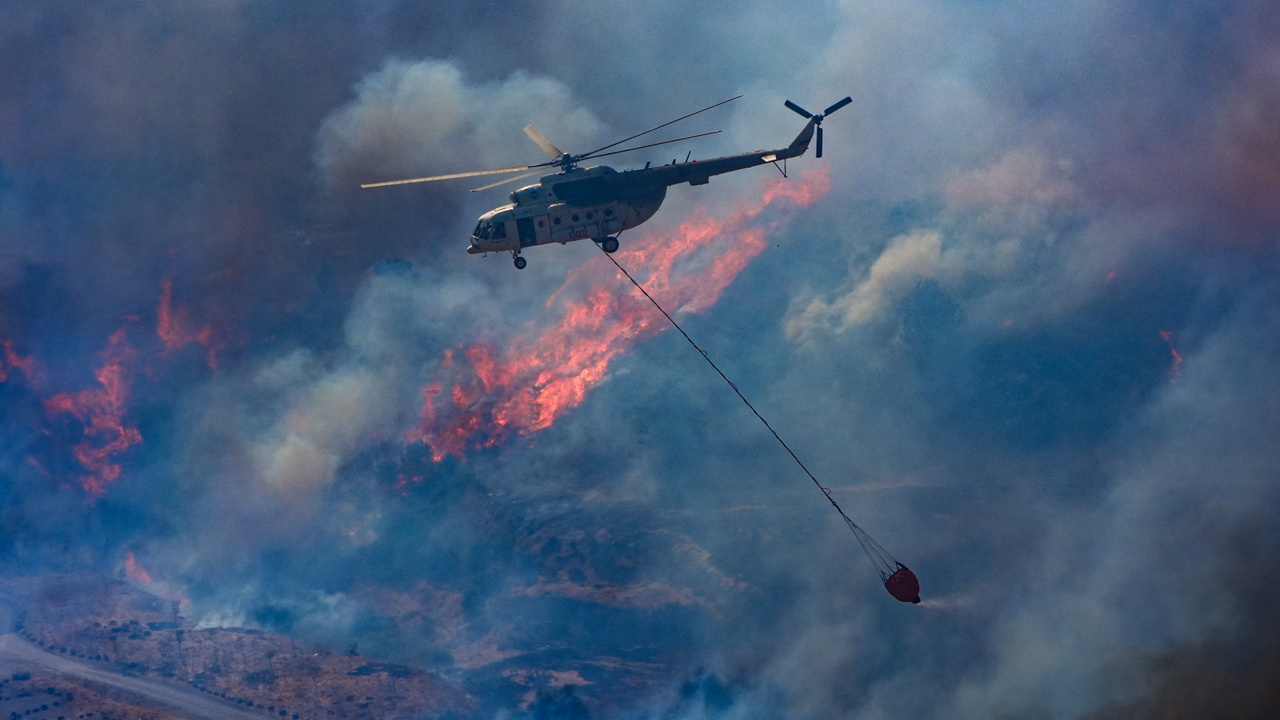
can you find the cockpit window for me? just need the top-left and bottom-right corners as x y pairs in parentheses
(473, 221), (506, 240)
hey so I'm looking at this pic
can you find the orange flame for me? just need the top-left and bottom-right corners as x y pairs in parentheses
(8, 283), (219, 497)
(157, 278), (222, 370)
(409, 169), (831, 460)
(44, 328), (143, 495)
(124, 551), (153, 584)
(1159, 330), (1183, 383)
(0, 340), (42, 385)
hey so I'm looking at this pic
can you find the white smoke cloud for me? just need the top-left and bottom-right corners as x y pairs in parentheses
(945, 292), (1280, 720)
(786, 229), (943, 339)
(945, 148), (1079, 209)
(243, 266), (498, 498)
(314, 58), (604, 189)
(781, 144), (1155, 342)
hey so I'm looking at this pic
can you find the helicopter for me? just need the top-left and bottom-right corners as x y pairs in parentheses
(362, 95), (852, 269)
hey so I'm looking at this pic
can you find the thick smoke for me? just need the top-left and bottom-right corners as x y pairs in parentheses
(2, 1), (1280, 720)
(315, 58), (603, 190)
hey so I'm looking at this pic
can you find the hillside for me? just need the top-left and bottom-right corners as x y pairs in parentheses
(2, 574), (475, 720)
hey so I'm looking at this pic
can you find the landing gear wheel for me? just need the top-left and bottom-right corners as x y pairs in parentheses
(513, 255), (527, 269)
(601, 236), (619, 254)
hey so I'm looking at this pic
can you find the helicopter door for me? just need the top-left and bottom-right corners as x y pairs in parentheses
(516, 218), (537, 248)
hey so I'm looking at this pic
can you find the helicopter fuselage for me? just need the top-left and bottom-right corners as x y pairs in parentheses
(466, 117), (818, 256)
(467, 166), (666, 255)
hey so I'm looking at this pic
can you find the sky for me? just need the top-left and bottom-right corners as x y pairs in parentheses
(2, 1), (1279, 718)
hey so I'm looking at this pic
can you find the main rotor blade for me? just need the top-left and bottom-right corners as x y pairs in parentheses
(523, 125), (564, 159)
(823, 96), (853, 116)
(577, 95), (741, 161)
(581, 130), (721, 161)
(784, 100), (813, 118)
(361, 164), (540, 189)
(470, 168), (545, 192)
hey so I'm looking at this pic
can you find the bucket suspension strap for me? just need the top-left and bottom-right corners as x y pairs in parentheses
(600, 247), (900, 577)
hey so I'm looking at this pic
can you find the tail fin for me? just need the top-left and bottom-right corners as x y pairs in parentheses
(787, 118), (818, 154)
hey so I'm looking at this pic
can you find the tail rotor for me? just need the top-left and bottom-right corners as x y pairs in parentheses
(784, 96), (852, 158)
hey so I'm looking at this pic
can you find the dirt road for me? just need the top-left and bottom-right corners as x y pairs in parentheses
(0, 633), (268, 720)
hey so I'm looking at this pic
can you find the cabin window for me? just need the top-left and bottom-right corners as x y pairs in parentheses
(571, 214), (579, 222)
(537, 220), (544, 228)
(473, 222), (485, 237)
(492, 222), (506, 238)
(553, 217), (561, 225)
(604, 207), (613, 217)
(585, 211), (594, 220)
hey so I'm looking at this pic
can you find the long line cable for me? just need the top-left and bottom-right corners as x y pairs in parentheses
(598, 246), (901, 579)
